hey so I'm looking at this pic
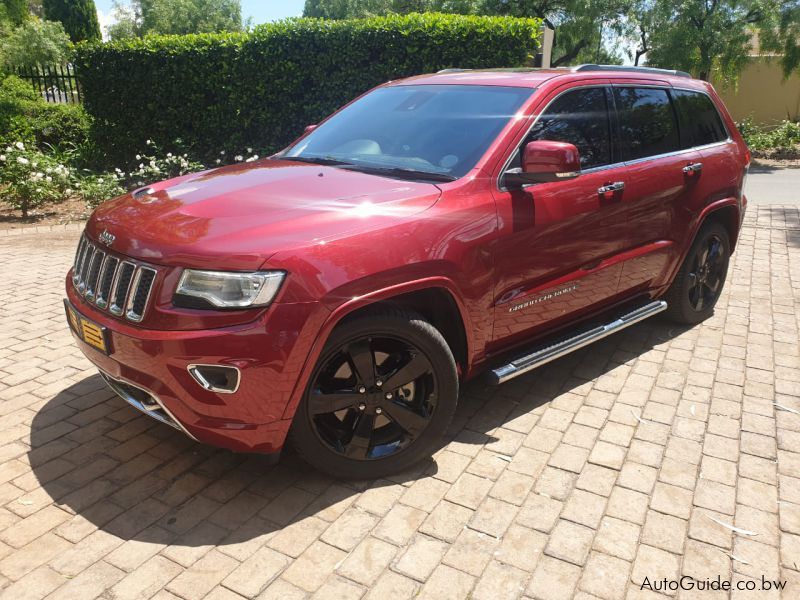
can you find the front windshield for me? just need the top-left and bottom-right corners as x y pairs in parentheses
(282, 84), (534, 180)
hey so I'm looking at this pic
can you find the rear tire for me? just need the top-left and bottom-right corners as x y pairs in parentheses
(290, 307), (458, 479)
(664, 221), (730, 325)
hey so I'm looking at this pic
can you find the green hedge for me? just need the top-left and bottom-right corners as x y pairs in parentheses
(74, 13), (541, 166)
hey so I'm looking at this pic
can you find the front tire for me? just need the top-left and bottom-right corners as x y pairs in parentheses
(664, 221), (730, 325)
(290, 307), (458, 479)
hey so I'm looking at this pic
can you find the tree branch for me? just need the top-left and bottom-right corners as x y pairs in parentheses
(552, 39), (590, 67)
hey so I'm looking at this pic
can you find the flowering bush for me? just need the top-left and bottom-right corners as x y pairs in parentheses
(0, 141), (71, 217)
(738, 118), (800, 156)
(125, 140), (205, 189)
(77, 171), (126, 209)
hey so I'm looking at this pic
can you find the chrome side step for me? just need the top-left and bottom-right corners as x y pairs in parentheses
(489, 300), (668, 385)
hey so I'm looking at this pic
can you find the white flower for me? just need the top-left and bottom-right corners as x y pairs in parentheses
(234, 155), (243, 162)
(146, 139), (153, 145)
(215, 159), (221, 164)
(136, 155), (141, 160)
(46, 176), (52, 182)
(98, 178), (104, 183)
(65, 189), (72, 195)
(15, 141), (24, 150)
(167, 153), (173, 158)
(0, 155), (5, 162)
(220, 150), (225, 155)
(247, 147), (253, 153)
(16, 156), (29, 165)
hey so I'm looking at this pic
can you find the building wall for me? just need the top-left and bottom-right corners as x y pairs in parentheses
(716, 57), (800, 126)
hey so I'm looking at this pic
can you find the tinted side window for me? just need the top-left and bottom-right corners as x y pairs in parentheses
(672, 89), (727, 147)
(526, 87), (612, 169)
(614, 87), (680, 160)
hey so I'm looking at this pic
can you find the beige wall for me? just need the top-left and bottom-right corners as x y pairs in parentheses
(716, 57), (800, 126)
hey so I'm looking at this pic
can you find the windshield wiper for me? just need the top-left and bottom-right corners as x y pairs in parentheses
(284, 155), (354, 167)
(343, 165), (457, 182)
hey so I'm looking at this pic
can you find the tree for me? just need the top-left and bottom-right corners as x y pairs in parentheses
(0, 19), (72, 70)
(108, 0), (243, 39)
(42, 0), (101, 42)
(640, 0), (800, 83)
(2, 0), (28, 25)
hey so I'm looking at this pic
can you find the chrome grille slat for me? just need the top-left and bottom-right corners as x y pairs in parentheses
(110, 261), (136, 316)
(96, 256), (119, 309)
(85, 250), (106, 300)
(77, 245), (95, 292)
(126, 267), (156, 322)
(71, 235), (158, 323)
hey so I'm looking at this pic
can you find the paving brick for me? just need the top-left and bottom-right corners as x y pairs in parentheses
(281, 540), (347, 592)
(527, 555), (582, 600)
(336, 536), (396, 586)
(221, 546), (290, 597)
(579, 551), (630, 600)
(394, 534), (448, 581)
(442, 527), (497, 573)
(544, 519), (594, 566)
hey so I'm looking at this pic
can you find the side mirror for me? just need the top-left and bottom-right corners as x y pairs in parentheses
(304, 124), (318, 135)
(506, 140), (581, 187)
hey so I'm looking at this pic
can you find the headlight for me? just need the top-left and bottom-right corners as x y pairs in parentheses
(175, 270), (285, 309)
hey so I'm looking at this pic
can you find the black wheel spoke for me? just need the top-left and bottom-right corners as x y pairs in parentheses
(346, 339), (375, 387)
(382, 400), (430, 439)
(383, 353), (432, 390)
(345, 413), (375, 459)
(309, 390), (357, 415)
(707, 240), (722, 265)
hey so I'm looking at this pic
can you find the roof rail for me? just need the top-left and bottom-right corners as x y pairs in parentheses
(436, 68), (473, 74)
(573, 64), (692, 79)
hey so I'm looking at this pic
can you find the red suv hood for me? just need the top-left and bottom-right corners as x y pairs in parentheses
(86, 159), (442, 270)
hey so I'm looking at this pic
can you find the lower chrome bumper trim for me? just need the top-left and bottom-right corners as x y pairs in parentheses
(99, 371), (198, 441)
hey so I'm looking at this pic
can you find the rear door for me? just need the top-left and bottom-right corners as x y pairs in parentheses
(611, 85), (703, 294)
(490, 84), (633, 348)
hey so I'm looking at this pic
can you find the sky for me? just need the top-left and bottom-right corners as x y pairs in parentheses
(94, 1), (306, 34)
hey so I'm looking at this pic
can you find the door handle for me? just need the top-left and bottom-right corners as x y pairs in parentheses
(598, 182), (625, 197)
(683, 162), (703, 176)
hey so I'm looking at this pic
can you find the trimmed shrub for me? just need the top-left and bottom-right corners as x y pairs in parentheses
(0, 75), (92, 151)
(74, 13), (541, 165)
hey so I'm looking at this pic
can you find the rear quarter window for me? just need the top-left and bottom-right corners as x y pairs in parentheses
(671, 89), (728, 147)
(614, 87), (680, 161)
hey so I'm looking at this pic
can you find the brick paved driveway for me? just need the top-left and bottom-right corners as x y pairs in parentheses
(0, 205), (798, 600)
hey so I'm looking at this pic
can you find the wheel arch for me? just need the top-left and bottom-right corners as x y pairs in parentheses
(281, 278), (473, 420)
(695, 200), (741, 252)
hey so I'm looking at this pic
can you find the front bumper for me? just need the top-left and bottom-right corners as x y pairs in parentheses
(65, 275), (323, 454)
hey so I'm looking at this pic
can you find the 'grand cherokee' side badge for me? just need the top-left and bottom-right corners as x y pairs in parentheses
(509, 284), (579, 313)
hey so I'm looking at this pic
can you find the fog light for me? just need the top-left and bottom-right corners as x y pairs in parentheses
(188, 364), (241, 394)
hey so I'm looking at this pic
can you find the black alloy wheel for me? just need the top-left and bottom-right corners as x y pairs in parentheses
(308, 335), (437, 460)
(290, 307), (458, 479)
(687, 233), (725, 312)
(664, 221), (730, 325)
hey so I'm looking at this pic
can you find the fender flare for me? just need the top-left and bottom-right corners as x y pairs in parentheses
(281, 276), (474, 420)
(662, 197), (741, 288)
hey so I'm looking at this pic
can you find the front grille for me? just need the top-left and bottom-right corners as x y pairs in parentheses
(72, 235), (158, 323)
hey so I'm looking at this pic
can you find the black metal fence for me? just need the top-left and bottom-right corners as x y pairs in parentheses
(16, 64), (81, 104)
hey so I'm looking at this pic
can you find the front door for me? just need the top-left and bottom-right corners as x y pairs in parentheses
(490, 85), (631, 350)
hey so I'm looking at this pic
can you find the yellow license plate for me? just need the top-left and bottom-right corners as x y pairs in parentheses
(64, 300), (110, 354)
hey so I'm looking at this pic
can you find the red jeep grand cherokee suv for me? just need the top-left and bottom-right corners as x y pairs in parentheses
(65, 65), (748, 478)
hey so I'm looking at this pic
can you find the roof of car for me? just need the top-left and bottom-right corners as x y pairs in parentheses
(392, 65), (698, 89)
